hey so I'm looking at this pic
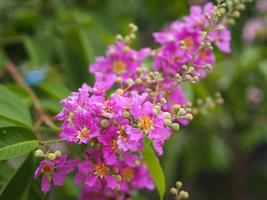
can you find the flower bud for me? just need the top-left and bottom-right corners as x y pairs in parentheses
(116, 175), (122, 181)
(176, 181), (183, 189)
(127, 78), (134, 86)
(123, 46), (131, 52)
(136, 78), (142, 85)
(184, 113), (193, 121)
(123, 111), (130, 119)
(34, 149), (44, 158)
(179, 190), (189, 199)
(163, 112), (171, 119)
(169, 123), (180, 130)
(116, 89), (124, 95)
(116, 77), (122, 84)
(47, 153), (56, 160)
(116, 34), (124, 41)
(170, 187), (178, 195)
(101, 119), (109, 128)
(164, 119), (172, 126)
(54, 150), (62, 158)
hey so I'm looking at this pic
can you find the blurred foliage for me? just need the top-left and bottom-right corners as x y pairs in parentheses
(0, 0), (266, 200)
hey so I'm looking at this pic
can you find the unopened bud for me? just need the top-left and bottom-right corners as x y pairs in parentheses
(116, 175), (122, 181)
(116, 34), (124, 41)
(116, 184), (121, 191)
(116, 77), (122, 84)
(163, 112), (171, 119)
(34, 149), (44, 158)
(169, 123), (180, 130)
(179, 190), (189, 199)
(173, 104), (181, 112)
(116, 89), (124, 95)
(136, 78), (142, 85)
(176, 181), (183, 189)
(54, 150), (62, 158)
(123, 46), (131, 52)
(123, 111), (130, 119)
(129, 23), (138, 32)
(170, 187), (178, 195)
(101, 119), (109, 128)
(165, 119), (172, 126)
(184, 113), (193, 121)
(126, 78), (134, 86)
(47, 153), (56, 160)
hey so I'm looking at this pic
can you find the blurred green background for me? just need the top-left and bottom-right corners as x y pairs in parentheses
(0, 0), (266, 199)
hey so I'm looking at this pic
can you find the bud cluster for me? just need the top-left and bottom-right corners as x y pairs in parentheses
(33, 1), (247, 199)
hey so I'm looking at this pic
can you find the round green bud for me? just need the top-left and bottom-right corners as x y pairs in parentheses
(164, 119), (172, 126)
(54, 150), (62, 158)
(116, 77), (122, 84)
(176, 181), (183, 189)
(116, 184), (121, 191)
(173, 104), (181, 112)
(116, 34), (124, 41)
(184, 113), (193, 121)
(227, 18), (235, 26)
(179, 190), (189, 199)
(233, 11), (240, 18)
(123, 111), (130, 119)
(126, 78), (134, 86)
(47, 153), (56, 160)
(101, 119), (109, 128)
(116, 89), (124, 95)
(34, 149), (44, 158)
(136, 78), (142, 85)
(116, 175), (122, 182)
(170, 187), (178, 195)
(169, 123), (180, 130)
(163, 112), (171, 119)
(123, 46), (131, 52)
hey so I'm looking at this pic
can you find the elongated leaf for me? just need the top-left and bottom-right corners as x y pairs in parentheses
(0, 127), (38, 161)
(143, 139), (166, 200)
(0, 85), (32, 128)
(0, 155), (35, 200)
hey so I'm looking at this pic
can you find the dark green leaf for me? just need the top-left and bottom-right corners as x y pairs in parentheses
(0, 127), (38, 161)
(0, 155), (35, 200)
(143, 139), (165, 200)
(0, 85), (32, 129)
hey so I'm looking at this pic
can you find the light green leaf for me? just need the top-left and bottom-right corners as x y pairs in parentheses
(143, 139), (165, 200)
(0, 127), (38, 161)
(0, 155), (35, 200)
(0, 85), (32, 129)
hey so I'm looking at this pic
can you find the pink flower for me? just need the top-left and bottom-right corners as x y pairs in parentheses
(74, 150), (118, 190)
(34, 156), (75, 192)
(90, 41), (150, 82)
(131, 102), (171, 155)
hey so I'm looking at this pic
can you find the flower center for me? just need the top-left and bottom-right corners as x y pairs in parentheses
(122, 167), (134, 181)
(94, 163), (109, 178)
(77, 127), (90, 140)
(139, 115), (153, 131)
(43, 163), (54, 174)
(172, 55), (181, 62)
(113, 60), (127, 74)
(199, 50), (208, 59)
(119, 127), (128, 141)
(183, 37), (194, 49)
(112, 139), (119, 152)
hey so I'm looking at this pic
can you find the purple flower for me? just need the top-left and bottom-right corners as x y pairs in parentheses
(74, 151), (118, 190)
(89, 41), (150, 82)
(131, 102), (171, 155)
(243, 18), (265, 43)
(34, 156), (75, 192)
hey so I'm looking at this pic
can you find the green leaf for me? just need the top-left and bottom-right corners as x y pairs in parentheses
(0, 127), (38, 161)
(143, 139), (165, 200)
(0, 85), (32, 129)
(0, 155), (35, 200)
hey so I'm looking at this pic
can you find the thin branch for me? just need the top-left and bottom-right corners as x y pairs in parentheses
(5, 62), (60, 132)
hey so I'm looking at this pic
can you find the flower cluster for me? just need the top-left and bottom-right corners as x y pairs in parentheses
(33, 1), (246, 199)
